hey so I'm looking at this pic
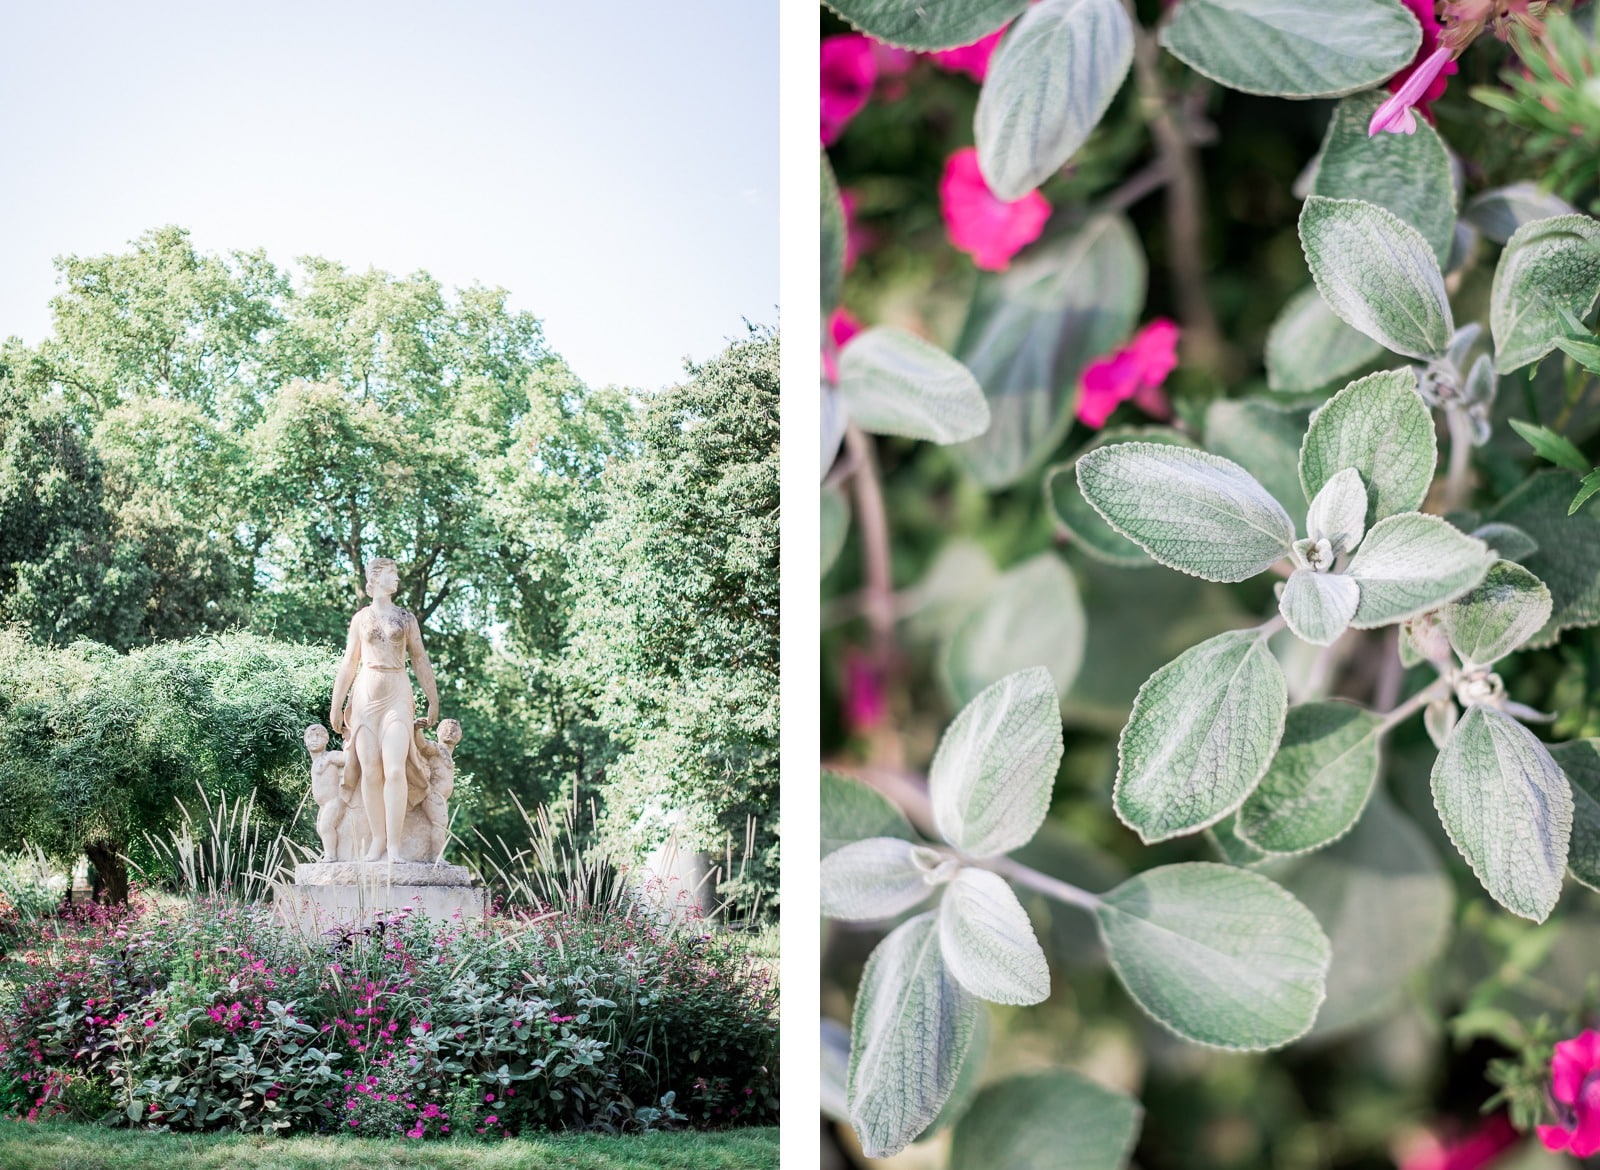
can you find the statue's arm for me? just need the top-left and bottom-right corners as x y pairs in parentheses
(407, 615), (440, 727)
(329, 613), (363, 735)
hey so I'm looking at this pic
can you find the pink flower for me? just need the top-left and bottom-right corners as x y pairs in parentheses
(1539, 1030), (1600, 1157)
(1401, 1114), (1518, 1170)
(926, 25), (1009, 81)
(1370, 43), (1456, 134)
(939, 147), (1051, 271)
(842, 648), (887, 734)
(822, 308), (862, 384)
(822, 35), (876, 145)
(1077, 319), (1181, 427)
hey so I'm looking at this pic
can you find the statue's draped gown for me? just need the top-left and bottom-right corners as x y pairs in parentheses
(344, 606), (430, 810)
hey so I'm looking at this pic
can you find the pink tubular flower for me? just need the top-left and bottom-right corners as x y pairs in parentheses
(822, 307), (862, 384)
(1539, 1030), (1600, 1157)
(842, 647), (887, 734)
(822, 35), (877, 145)
(1370, 42), (1457, 134)
(1077, 319), (1181, 428)
(1401, 1114), (1518, 1170)
(939, 147), (1051, 271)
(926, 25), (1009, 81)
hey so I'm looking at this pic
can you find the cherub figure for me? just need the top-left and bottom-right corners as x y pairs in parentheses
(412, 718), (462, 864)
(305, 723), (352, 861)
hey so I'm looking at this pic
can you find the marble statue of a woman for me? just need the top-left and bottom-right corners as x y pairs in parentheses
(328, 557), (439, 864)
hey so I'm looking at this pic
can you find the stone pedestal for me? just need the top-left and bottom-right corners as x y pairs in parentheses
(276, 860), (487, 936)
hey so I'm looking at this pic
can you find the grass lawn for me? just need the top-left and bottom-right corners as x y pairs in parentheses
(0, 1119), (779, 1170)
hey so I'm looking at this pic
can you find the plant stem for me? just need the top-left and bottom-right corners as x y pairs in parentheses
(986, 854), (1103, 911)
(844, 423), (894, 661)
(1100, 156), (1172, 213)
(1378, 679), (1450, 735)
(1442, 406), (1476, 513)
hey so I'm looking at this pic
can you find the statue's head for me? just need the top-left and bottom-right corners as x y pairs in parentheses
(304, 723), (329, 752)
(437, 718), (463, 748)
(364, 557), (400, 598)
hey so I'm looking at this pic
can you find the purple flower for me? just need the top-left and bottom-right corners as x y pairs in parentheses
(1369, 46), (1455, 135)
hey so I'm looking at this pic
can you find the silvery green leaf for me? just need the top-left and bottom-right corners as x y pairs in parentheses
(1158, 0), (1418, 97)
(839, 327), (991, 444)
(1491, 215), (1600, 373)
(1279, 569), (1360, 646)
(1237, 701), (1383, 854)
(1424, 697), (1458, 748)
(1076, 444), (1295, 583)
(822, 382), (847, 479)
(1300, 196), (1454, 360)
(1431, 704), (1572, 922)
(931, 667), (1064, 857)
(822, 771), (915, 857)
(1299, 369), (1436, 526)
(822, 838), (944, 921)
(1464, 183), (1579, 245)
(821, 485), (850, 577)
(1114, 629), (1288, 842)
(1284, 791), (1453, 1037)
(949, 1070), (1142, 1170)
(939, 868), (1050, 1005)
(1441, 560), (1553, 667)
(1265, 285), (1385, 394)
(975, 0), (1134, 200)
(823, 152), (846, 314)
(1554, 739), (1600, 893)
(1464, 352), (1497, 408)
(1508, 418), (1590, 473)
(1310, 90), (1456, 265)
(1346, 513), (1494, 628)
(824, 0), (1028, 49)
(914, 1008), (990, 1140)
(1096, 863), (1331, 1049)
(822, 1018), (851, 1122)
(903, 541), (1002, 644)
(1489, 470), (1600, 646)
(955, 216), (1145, 488)
(1046, 428), (1198, 566)
(942, 554), (1086, 707)
(848, 913), (983, 1158)
(1305, 467), (1368, 555)
(1204, 398), (1317, 536)
(1208, 816), (1278, 871)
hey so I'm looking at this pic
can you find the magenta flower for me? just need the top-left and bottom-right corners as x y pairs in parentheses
(822, 308), (862, 384)
(842, 647), (887, 734)
(926, 25), (1009, 81)
(940, 147), (1051, 271)
(1077, 319), (1180, 428)
(1369, 45), (1456, 134)
(1539, 1029), (1600, 1157)
(1400, 1114), (1517, 1170)
(822, 35), (876, 145)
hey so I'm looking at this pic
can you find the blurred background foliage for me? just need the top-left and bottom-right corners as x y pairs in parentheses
(822, 2), (1600, 1168)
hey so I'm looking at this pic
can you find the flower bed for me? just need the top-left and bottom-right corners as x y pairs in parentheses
(0, 895), (776, 1139)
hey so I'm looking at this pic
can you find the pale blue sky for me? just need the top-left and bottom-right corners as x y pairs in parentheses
(0, 1), (776, 392)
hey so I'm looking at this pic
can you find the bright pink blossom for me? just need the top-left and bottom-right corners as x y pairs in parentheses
(1370, 42), (1457, 134)
(823, 308), (862, 384)
(926, 25), (1008, 81)
(1077, 319), (1180, 428)
(843, 647), (887, 734)
(1401, 1114), (1518, 1170)
(939, 147), (1051, 271)
(822, 35), (877, 145)
(1539, 1030), (1600, 1157)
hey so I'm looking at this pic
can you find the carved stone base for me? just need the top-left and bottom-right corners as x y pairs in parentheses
(276, 861), (487, 936)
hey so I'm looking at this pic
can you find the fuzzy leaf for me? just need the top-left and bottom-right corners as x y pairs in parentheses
(1555, 739), (1600, 893)
(1573, 470), (1600, 516)
(1279, 569), (1360, 646)
(1205, 398), (1316, 536)
(942, 553), (1086, 707)
(822, 382), (847, 479)
(822, 771), (914, 857)
(1265, 285), (1385, 393)
(1431, 705), (1572, 922)
(949, 1071), (1142, 1170)
(1300, 197), (1453, 360)
(1490, 215), (1600, 373)
(1076, 443), (1294, 582)
(1472, 522), (1539, 563)
(1463, 183), (1578, 245)
(1555, 334), (1600, 376)
(1304, 467), (1368, 556)
(975, 0), (1134, 200)
(1159, 0), (1418, 97)
(1284, 792), (1453, 1037)
(1345, 513), (1494, 628)
(822, 838), (941, 921)
(1114, 629), (1288, 842)
(822, 485), (850, 578)
(1441, 560), (1553, 667)
(823, 153), (846, 314)
(824, 0), (1028, 49)
(1309, 90), (1455, 265)
(1508, 418), (1590, 473)
(955, 216), (1145, 487)
(1299, 369), (1436, 526)
(839, 327), (991, 444)
(1237, 702), (1383, 854)
(939, 868), (1050, 1005)
(1096, 863), (1331, 1049)
(1046, 428), (1198, 566)
(930, 667), (1064, 857)
(847, 913), (983, 1158)
(1489, 470), (1600, 645)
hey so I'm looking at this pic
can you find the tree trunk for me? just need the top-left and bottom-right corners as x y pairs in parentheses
(84, 841), (129, 905)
